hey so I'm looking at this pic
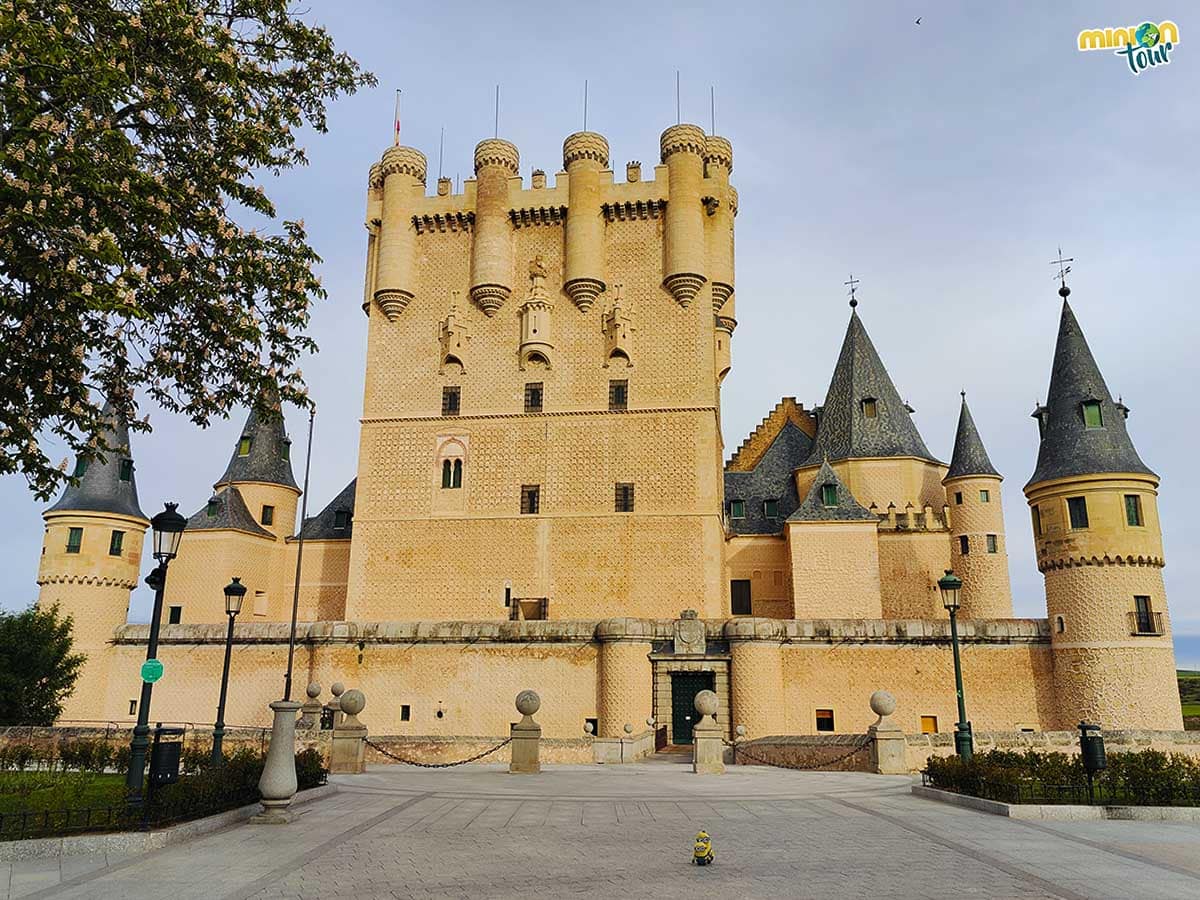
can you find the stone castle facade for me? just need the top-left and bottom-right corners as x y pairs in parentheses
(36, 121), (1182, 746)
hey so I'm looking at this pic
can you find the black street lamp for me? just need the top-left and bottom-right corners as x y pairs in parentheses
(126, 502), (187, 803)
(938, 569), (974, 761)
(211, 577), (247, 764)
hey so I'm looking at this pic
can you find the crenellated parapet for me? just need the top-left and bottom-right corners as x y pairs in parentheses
(377, 145), (428, 185)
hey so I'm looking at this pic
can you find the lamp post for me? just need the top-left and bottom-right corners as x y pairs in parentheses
(126, 503), (187, 803)
(938, 569), (973, 761)
(211, 577), (247, 764)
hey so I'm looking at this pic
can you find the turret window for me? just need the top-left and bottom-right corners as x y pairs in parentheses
(280, 440), (291, 461)
(206, 497), (220, 518)
(237, 436), (252, 457)
(1032, 505), (1043, 536)
(729, 499), (746, 519)
(1082, 401), (1103, 429)
(986, 534), (998, 553)
(1125, 494), (1143, 527)
(168, 606), (182, 625)
(954, 491), (963, 505)
(73, 458), (88, 478)
(1067, 496), (1089, 530)
(109, 530), (124, 556)
(764, 499), (780, 519)
(959, 535), (970, 555)
(261, 505), (274, 526)
(861, 398), (878, 419)
(119, 459), (134, 482)
(821, 484), (838, 507)
(979, 489), (990, 503)
(66, 527), (83, 553)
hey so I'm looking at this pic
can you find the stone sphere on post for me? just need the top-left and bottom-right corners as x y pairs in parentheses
(340, 688), (366, 717)
(306, 682), (321, 700)
(694, 690), (718, 719)
(869, 690), (897, 721)
(584, 721), (595, 735)
(735, 724), (747, 738)
(331, 682), (345, 699)
(515, 689), (540, 718)
(623, 722), (633, 735)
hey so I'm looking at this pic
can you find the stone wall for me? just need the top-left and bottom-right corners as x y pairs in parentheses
(732, 735), (873, 772)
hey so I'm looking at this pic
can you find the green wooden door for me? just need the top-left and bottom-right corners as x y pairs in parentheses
(671, 671), (715, 745)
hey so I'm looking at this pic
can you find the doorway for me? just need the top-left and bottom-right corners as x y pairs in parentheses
(670, 671), (715, 745)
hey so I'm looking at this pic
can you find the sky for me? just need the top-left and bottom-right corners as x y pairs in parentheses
(2, 2), (1197, 663)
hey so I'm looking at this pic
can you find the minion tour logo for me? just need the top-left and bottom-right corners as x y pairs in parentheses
(1078, 21), (1180, 75)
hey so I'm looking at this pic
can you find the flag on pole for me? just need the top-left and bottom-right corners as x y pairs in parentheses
(394, 89), (402, 146)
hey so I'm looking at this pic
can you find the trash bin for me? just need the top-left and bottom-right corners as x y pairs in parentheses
(1079, 722), (1106, 774)
(149, 725), (185, 788)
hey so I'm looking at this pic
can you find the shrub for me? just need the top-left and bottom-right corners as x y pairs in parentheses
(295, 748), (327, 790)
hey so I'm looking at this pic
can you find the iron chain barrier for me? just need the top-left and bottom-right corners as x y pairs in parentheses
(363, 736), (512, 769)
(723, 734), (873, 771)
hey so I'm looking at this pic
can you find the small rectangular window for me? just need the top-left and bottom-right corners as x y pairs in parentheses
(119, 459), (134, 482)
(400, 704), (411, 722)
(862, 399), (877, 418)
(261, 505), (274, 526)
(986, 534), (998, 554)
(1082, 400), (1103, 429)
(1125, 494), (1143, 527)
(731, 579), (752, 616)
(815, 709), (835, 732)
(1032, 505), (1042, 536)
(128, 700), (137, 716)
(614, 483), (635, 513)
(954, 491), (963, 505)
(333, 509), (351, 532)
(207, 497), (220, 518)
(821, 484), (838, 507)
(167, 606), (181, 625)
(238, 436), (252, 456)
(281, 440), (291, 461)
(959, 535), (970, 555)
(1133, 596), (1155, 634)
(979, 489), (990, 503)
(729, 499), (745, 519)
(254, 591), (268, 616)
(608, 379), (628, 411)
(66, 527), (83, 554)
(108, 530), (124, 556)
(442, 386), (461, 417)
(520, 485), (541, 515)
(764, 499), (780, 519)
(524, 382), (543, 413)
(1067, 496), (1089, 529)
(921, 715), (938, 734)
(73, 458), (88, 478)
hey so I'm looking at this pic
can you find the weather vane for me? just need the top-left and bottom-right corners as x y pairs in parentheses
(844, 274), (860, 308)
(1050, 247), (1073, 298)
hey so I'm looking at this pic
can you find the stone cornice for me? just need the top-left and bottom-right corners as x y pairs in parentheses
(601, 199), (664, 222)
(38, 573), (138, 590)
(413, 212), (473, 235)
(509, 206), (566, 228)
(361, 406), (718, 425)
(1038, 553), (1165, 573)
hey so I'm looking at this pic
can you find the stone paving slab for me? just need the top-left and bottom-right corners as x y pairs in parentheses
(4, 764), (1199, 898)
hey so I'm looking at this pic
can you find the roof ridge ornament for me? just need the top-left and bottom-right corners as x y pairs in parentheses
(844, 274), (860, 309)
(1050, 246), (1073, 299)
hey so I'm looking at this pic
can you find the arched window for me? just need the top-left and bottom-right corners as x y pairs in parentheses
(442, 457), (463, 489)
(452, 458), (462, 488)
(442, 459), (452, 488)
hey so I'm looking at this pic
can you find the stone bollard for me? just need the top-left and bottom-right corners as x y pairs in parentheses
(323, 682), (346, 730)
(252, 698), (303, 824)
(297, 682), (323, 730)
(330, 689), (368, 775)
(509, 690), (542, 774)
(691, 690), (724, 775)
(867, 690), (907, 775)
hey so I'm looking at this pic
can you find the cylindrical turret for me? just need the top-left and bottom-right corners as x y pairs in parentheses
(726, 619), (785, 738)
(362, 163), (384, 314)
(372, 146), (427, 321)
(714, 315), (735, 384)
(660, 124), (707, 307)
(595, 619), (654, 738)
(945, 474), (1012, 617)
(703, 135), (735, 316)
(562, 131), (609, 312)
(469, 138), (519, 316)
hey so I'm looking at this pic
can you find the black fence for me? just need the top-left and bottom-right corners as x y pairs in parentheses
(921, 771), (1200, 807)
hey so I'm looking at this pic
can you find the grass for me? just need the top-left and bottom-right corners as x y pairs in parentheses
(0, 772), (126, 816)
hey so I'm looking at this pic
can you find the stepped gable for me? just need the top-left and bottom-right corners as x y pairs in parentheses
(297, 479), (357, 540)
(724, 420), (813, 535)
(1027, 299), (1155, 487)
(48, 400), (147, 521)
(726, 398), (816, 472)
(215, 397), (299, 491)
(945, 394), (1001, 481)
(185, 486), (272, 537)
(788, 458), (877, 522)
(805, 310), (939, 466)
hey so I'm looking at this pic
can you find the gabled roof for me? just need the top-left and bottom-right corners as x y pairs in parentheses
(297, 479), (356, 540)
(724, 422), (812, 535)
(788, 458), (877, 522)
(805, 310), (939, 466)
(945, 395), (1001, 481)
(185, 485), (273, 538)
(726, 398), (816, 472)
(47, 401), (147, 521)
(215, 399), (299, 491)
(1027, 299), (1155, 487)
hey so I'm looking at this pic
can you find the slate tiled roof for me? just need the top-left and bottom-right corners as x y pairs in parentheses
(48, 401), (147, 521)
(724, 422), (812, 535)
(215, 402), (299, 490)
(1027, 299), (1155, 487)
(185, 485), (273, 538)
(945, 395), (1001, 481)
(297, 479), (356, 540)
(805, 311), (939, 466)
(788, 458), (877, 522)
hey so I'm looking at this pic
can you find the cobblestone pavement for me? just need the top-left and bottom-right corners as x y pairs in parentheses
(7, 761), (1200, 899)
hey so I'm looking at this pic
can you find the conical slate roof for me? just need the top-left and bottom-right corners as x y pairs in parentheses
(1027, 299), (1155, 488)
(298, 479), (356, 540)
(945, 395), (1001, 481)
(47, 401), (147, 521)
(215, 401), (298, 490)
(788, 458), (877, 522)
(805, 310), (938, 465)
(184, 485), (272, 537)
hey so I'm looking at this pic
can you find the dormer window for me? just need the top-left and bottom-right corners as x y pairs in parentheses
(280, 440), (291, 461)
(729, 499), (745, 519)
(119, 459), (134, 482)
(237, 436), (252, 456)
(764, 499), (780, 519)
(333, 509), (351, 532)
(861, 398), (878, 419)
(1082, 400), (1103, 429)
(821, 484), (838, 507)
(206, 497), (220, 518)
(73, 458), (88, 478)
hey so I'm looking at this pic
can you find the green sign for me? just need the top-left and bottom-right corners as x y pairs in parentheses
(141, 659), (164, 683)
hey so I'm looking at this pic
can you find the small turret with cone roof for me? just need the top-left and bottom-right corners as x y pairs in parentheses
(1025, 272), (1181, 730)
(943, 392), (1012, 618)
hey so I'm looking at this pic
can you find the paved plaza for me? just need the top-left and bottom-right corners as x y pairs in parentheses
(5, 759), (1200, 899)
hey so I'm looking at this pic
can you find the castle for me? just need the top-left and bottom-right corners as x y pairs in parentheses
(36, 121), (1183, 746)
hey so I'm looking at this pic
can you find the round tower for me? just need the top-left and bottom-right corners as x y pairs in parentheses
(372, 145), (427, 320)
(562, 131), (609, 312)
(703, 135), (734, 315)
(659, 124), (707, 307)
(469, 138), (519, 316)
(943, 393), (1013, 618)
(38, 402), (149, 720)
(1027, 290), (1182, 730)
(595, 619), (653, 738)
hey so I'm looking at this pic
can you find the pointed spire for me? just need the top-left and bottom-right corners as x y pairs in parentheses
(945, 393), (1001, 481)
(215, 394), (299, 491)
(789, 458), (876, 522)
(48, 400), (147, 521)
(805, 309), (938, 465)
(1027, 299), (1155, 487)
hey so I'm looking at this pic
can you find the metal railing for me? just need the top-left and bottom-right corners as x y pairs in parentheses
(1128, 611), (1164, 635)
(921, 771), (1200, 807)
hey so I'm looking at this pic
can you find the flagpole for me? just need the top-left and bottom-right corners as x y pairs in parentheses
(393, 89), (402, 146)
